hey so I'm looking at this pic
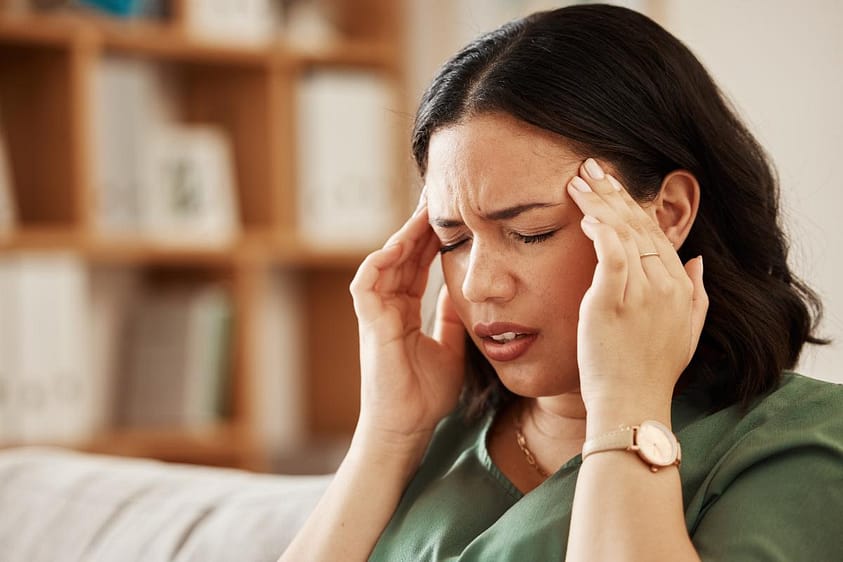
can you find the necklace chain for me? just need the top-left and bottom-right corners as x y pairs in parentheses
(513, 407), (550, 478)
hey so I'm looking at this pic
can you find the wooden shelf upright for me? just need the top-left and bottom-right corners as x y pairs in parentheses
(0, 1), (407, 471)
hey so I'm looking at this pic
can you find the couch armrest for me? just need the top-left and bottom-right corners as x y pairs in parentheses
(0, 447), (331, 562)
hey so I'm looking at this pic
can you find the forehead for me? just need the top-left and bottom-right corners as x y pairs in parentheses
(425, 113), (582, 214)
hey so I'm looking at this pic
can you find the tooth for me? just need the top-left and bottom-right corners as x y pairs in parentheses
(491, 332), (518, 342)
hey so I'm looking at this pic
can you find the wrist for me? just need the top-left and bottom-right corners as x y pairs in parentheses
(584, 395), (672, 439)
(349, 423), (434, 478)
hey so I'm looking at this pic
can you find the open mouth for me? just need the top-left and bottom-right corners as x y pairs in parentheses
(474, 322), (539, 361)
(489, 331), (520, 343)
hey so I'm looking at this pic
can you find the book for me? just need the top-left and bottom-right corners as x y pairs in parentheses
(183, 286), (232, 426)
(139, 125), (240, 247)
(89, 266), (141, 433)
(117, 284), (232, 428)
(0, 258), (17, 443)
(296, 69), (398, 250)
(253, 271), (305, 454)
(0, 253), (93, 444)
(92, 56), (176, 235)
(183, 0), (281, 45)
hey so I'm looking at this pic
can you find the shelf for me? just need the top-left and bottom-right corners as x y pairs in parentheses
(288, 40), (398, 70)
(99, 21), (276, 67)
(0, 226), (84, 251)
(0, 12), (399, 70)
(85, 237), (239, 266)
(0, 1), (404, 470)
(0, 229), (373, 268)
(79, 423), (249, 466)
(277, 246), (370, 269)
(0, 13), (79, 47)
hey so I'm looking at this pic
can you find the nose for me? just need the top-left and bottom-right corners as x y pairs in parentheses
(461, 241), (517, 303)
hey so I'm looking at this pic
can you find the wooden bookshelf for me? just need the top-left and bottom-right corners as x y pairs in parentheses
(0, 1), (407, 472)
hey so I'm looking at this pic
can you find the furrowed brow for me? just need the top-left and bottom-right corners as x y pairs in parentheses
(431, 202), (560, 228)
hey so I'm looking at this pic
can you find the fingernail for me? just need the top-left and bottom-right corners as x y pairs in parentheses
(413, 187), (427, 215)
(584, 158), (605, 180)
(571, 176), (591, 192)
(607, 175), (622, 192)
(582, 215), (600, 224)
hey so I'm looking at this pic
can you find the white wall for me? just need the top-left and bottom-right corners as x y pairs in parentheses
(406, 0), (843, 383)
(661, 0), (843, 382)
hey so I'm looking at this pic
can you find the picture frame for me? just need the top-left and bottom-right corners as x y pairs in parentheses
(139, 125), (240, 247)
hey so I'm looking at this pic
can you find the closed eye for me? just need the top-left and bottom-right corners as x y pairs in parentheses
(514, 230), (557, 244)
(439, 238), (469, 254)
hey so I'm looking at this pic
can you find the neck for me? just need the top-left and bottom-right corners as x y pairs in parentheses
(521, 392), (588, 442)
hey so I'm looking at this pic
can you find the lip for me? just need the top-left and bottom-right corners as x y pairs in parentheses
(473, 322), (539, 362)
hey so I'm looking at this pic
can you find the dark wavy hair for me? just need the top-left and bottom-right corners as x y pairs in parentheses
(411, 4), (827, 418)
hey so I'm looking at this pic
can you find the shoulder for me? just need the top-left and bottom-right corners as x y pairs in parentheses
(737, 372), (843, 449)
(681, 372), (843, 473)
(682, 373), (843, 558)
(757, 371), (843, 412)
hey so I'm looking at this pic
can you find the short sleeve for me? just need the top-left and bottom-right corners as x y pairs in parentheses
(691, 445), (843, 561)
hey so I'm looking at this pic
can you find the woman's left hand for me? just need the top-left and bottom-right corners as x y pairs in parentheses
(566, 158), (708, 427)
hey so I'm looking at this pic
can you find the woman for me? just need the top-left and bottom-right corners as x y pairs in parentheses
(282, 4), (843, 560)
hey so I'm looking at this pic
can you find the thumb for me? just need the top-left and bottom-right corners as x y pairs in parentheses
(684, 256), (709, 362)
(433, 284), (465, 360)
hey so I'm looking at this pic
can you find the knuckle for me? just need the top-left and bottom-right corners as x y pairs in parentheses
(646, 220), (664, 238)
(628, 218), (647, 236)
(606, 254), (626, 273)
(654, 280), (674, 296)
(615, 225), (634, 243)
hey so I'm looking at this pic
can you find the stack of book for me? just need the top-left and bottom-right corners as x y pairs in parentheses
(116, 284), (233, 429)
(296, 69), (398, 250)
(93, 56), (240, 247)
(0, 254), (94, 444)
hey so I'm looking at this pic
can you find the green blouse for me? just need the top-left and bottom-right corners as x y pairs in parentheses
(370, 372), (843, 561)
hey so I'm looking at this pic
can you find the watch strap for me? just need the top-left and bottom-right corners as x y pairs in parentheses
(581, 425), (635, 459)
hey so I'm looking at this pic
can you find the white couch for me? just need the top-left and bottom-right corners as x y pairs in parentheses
(0, 447), (331, 562)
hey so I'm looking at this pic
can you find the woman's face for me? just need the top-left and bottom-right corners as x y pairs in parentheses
(426, 112), (599, 398)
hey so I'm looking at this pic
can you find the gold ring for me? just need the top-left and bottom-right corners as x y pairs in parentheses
(639, 252), (660, 258)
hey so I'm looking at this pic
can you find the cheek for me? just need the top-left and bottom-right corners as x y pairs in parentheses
(534, 237), (598, 316)
(441, 255), (470, 318)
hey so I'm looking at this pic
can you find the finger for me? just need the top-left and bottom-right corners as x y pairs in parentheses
(579, 215), (628, 304)
(407, 229), (442, 298)
(383, 206), (430, 256)
(568, 178), (647, 297)
(580, 162), (667, 282)
(350, 242), (403, 318)
(684, 256), (709, 363)
(602, 174), (673, 282)
(581, 157), (616, 195)
(607, 175), (690, 281)
(376, 208), (433, 293)
(433, 284), (466, 358)
(413, 184), (428, 215)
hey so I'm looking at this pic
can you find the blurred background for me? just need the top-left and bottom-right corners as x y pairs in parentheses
(0, 0), (840, 475)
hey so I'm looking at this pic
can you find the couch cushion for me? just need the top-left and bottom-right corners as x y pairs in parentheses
(0, 447), (331, 562)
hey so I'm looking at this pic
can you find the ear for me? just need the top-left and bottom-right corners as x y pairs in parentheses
(646, 170), (700, 249)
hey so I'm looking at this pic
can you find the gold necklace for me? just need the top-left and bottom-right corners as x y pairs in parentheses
(513, 406), (550, 478)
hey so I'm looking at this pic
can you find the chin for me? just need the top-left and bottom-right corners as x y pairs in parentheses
(493, 361), (579, 398)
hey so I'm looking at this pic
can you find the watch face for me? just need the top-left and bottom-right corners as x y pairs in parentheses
(636, 421), (678, 466)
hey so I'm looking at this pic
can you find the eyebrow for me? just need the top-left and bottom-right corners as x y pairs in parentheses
(431, 202), (561, 228)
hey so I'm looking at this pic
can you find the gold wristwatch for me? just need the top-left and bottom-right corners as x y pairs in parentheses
(581, 420), (681, 472)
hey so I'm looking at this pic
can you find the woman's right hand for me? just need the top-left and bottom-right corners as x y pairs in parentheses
(350, 194), (466, 448)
